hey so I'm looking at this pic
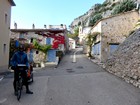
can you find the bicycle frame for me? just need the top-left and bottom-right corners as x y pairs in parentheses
(16, 71), (23, 101)
(15, 64), (27, 101)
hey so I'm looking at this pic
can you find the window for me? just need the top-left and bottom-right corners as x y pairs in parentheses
(36, 51), (39, 54)
(5, 14), (7, 24)
(92, 42), (101, 55)
(3, 44), (6, 53)
(31, 38), (33, 43)
(109, 43), (119, 54)
(46, 38), (51, 45)
(19, 33), (24, 38)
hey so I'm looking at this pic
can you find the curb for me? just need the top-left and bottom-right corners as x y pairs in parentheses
(87, 57), (105, 69)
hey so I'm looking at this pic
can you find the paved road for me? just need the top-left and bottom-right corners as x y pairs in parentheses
(0, 48), (140, 105)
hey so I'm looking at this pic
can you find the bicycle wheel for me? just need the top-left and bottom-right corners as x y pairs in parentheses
(17, 78), (22, 101)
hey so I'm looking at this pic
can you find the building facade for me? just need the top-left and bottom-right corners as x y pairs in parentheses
(78, 26), (92, 54)
(10, 24), (68, 64)
(0, 0), (15, 71)
(91, 10), (139, 62)
(69, 38), (76, 50)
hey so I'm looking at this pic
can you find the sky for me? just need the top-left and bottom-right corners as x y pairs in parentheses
(11, 0), (105, 29)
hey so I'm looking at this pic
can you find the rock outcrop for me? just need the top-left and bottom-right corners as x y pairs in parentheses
(70, 0), (139, 29)
(105, 29), (140, 88)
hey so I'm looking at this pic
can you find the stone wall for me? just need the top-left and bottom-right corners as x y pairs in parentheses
(10, 31), (46, 45)
(105, 29), (140, 88)
(90, 10), (139, 62)
(101, 10), (139, 62)
(33, 49), (46, 64)
(102, 11), (139, 39)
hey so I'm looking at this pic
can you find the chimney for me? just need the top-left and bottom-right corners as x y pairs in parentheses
(32, 24), (35, 29)
(44, 24), (46, 28)
(14, 22), (17, 29)
(60, 24), (63, 28)
(63, 25), (67, 29)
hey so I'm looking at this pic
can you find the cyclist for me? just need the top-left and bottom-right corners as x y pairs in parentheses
(10, 44), (33, 95)
(26, 47), (34, 82)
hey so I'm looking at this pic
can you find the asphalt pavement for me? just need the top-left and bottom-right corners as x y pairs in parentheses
(0, 48), (140, 105)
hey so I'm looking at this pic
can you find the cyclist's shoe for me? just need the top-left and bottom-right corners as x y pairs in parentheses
(26, 90), (33, 94)
(14, 91), (18, 96)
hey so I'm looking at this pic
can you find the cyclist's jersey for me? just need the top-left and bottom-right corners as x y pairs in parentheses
(10, 51), (29, 68)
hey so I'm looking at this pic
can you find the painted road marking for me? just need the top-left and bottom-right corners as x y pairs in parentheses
(0, 77), (4, 82)
(0, 98), (7, 104)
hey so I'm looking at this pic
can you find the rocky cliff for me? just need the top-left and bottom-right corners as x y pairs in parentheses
(105, 29), (140, 88)
(70, 0), (139, 29)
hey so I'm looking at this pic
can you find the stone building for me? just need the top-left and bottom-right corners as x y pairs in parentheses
(78, 26), (92, 54)
(0, 0), (15, 72)
(105, 28), (140, 88)
(90, 10), (139, 62)
(78, 26), (92, 44)
(10, 24), (68, 64)
(69, 38), (76, 50)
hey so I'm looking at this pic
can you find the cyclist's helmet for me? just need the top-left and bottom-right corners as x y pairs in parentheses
(19, 44), (25, 51)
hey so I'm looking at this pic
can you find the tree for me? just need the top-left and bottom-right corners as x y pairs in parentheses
(67, 27), (79, 40)
(78, 21), (81, 26)
(89, 13), (102, 26)
(85, 32), (100, 57)
(112, 0), (136, 15)
(33, 39), (51, 54)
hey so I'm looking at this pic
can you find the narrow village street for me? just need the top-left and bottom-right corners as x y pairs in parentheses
(1, 0), (140, 105)
(0, 47), (140, 105)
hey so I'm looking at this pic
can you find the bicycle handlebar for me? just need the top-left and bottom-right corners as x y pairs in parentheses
(17, 64), (27, 67)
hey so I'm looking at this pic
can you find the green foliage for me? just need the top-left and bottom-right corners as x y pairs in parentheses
(67, 33), (77, 39)
(92, 32), (100, 41)
(111, 2), (118, 8)
(94, 1), (113, 13)
(89, 13), (102, 26)
(85, 32), (100, 57)
(102, 1), (110, 7)
(83, 0), (136, 26)
(78, 21), (81, 26)
(112, 0), (136, 15)
(86, 34), (94, 57)
(94, 4), (102, 11)
(33, 39), (51, 54)
(67, 27), (79, 39)
(86, 34), (94, 46)
(86, 32), (99, 46)
(74, 27), (79, 36)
